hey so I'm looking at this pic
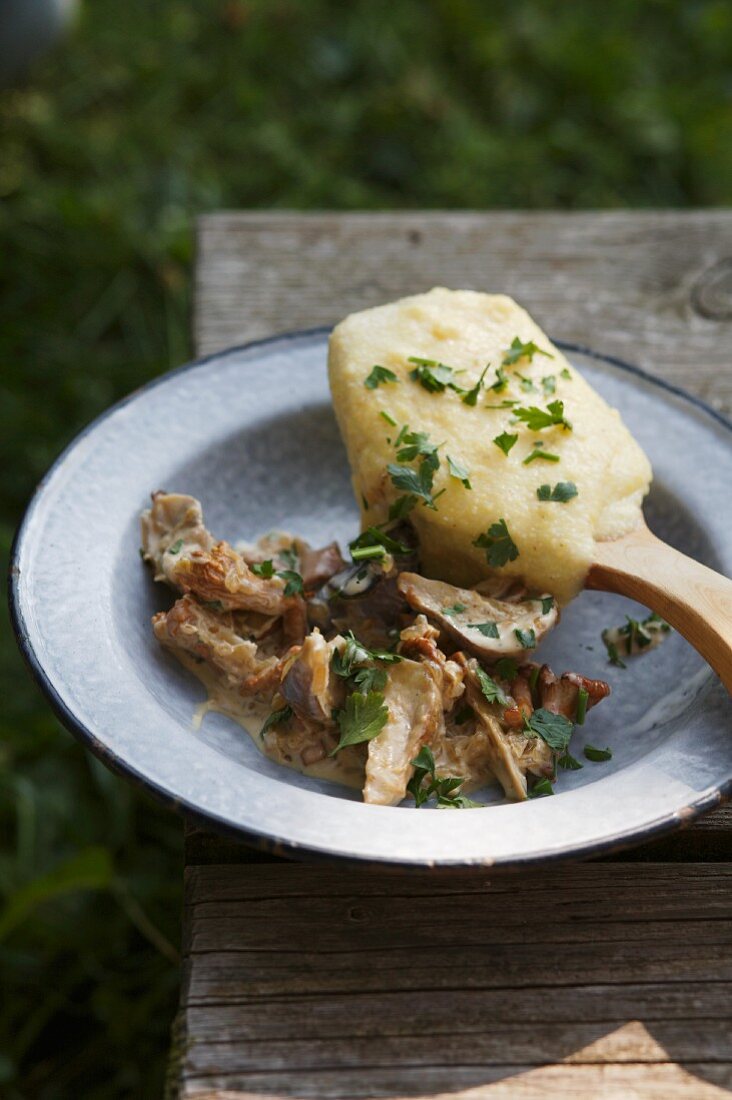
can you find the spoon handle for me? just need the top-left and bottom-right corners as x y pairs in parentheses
(587, 524), (732, 694)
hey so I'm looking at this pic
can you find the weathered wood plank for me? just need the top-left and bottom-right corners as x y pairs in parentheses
(195, 210), (732, 416)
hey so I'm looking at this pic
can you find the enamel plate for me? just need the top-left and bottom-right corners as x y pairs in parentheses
(10, 331), (732, 866)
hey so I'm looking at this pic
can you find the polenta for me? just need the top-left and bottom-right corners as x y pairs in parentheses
(328, 288), (652, 605)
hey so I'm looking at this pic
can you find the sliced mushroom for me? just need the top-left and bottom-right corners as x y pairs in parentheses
(294, 540), (346, 591)
(398, 615), (465, 710)
(152, 595), (281, 697)
(363, 658), (443, 806)
(459, 662), (529, 800)
(397, 572), (558, 659)
(539, 666), (611, 720)
(141, 492), (213, 584)
(279, 630), (346, 724)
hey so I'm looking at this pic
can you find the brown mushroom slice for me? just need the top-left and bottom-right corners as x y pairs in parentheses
(152, 595), (281, 697)
(363, 659), (443, 806)
(398, 615), (465, 710)
(141, 492), (214, 584)
(460, 667), (529, 801)
(294, 540), (346, 591)
(397, 573), (558, 659)
(279, 630), (346, 724)
(539, 666), (611, 720)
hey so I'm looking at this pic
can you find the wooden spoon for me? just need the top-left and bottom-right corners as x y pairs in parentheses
(586, 518), (732, 694)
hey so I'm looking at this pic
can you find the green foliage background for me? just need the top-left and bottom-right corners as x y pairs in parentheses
(1, 0), (730, 1095)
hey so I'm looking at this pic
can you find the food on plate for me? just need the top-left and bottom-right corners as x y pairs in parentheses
(328, 287), (652, 605)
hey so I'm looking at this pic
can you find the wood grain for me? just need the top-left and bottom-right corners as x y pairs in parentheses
(177, 863), (732, 1098)
(176, 211), (732, 1100)
(588, 520), (732, 693)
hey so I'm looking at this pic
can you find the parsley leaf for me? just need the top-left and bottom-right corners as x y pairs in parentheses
(489, 365), (509, 393)
(584, 743), (613, 762)
(331, 691), (389, 754)
(560, 367), (572, 380)
(395, 429), (440, 463)
(468, 621), (500, 638)
(387, 461), (440, 509)
(442, 602), (467, 617)
(475, 667), (510, 706)
(529, 777), (555, 798)
(407, 745), (480, 809)
(438, 794), (483, 809)
(447, 454), (472, 489)
(168, 538), (183, 555)
(277, 569), (304, 596)
(352, 666), (387, 694)
(502, 337), (554, 366)
(379, 410), (397, 427)
(389, 494), (419, 520)
(537, 595), (555, 614)
(332, 632), (401, 680)
(462, 365), (490, 406)
(260, 704), (293, 739)
(365, 365), (398, 390)
(408, 357), (464, 394)
(494, 657), (518, 681)
(523, 441), (560, 465)
(349, 527), (410, 559)
(473, 519), (519, 567)
(251, 559), (275, 578)
(603, 635), (627, 668)
(514, 628), (536, 649)
(493, 432), (518, 456)
(524, 708), (574, 754)
(513, 399), (572, 431)
(516, 373), (538, 393)
(558, 752), (583, 770)
(537, 481), (578, 503)
(542, 375), (557, 395)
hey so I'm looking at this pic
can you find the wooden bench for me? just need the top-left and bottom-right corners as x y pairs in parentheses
(173, 211), (732, 1100)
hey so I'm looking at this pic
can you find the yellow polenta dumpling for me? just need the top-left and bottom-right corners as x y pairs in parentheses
(328, 288), (652, 605)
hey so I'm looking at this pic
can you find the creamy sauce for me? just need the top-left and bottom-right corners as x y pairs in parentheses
(328, 288), (652, 605)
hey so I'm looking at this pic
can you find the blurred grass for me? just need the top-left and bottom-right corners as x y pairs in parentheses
(1, 0), (731, 1095)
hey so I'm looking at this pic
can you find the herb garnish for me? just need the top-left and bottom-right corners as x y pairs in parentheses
(462, 365), (489, 406)
(331, 691), (389, 755)
(473, 519), (519, 567)
(475, 667), (510, 706)
(560, 367), (572, 380)
(447, 454), (472, 489)
(584, 744), (612, 762)
(407, 745), (481, 809)
(523, 708), (574, 754)
(494, 657), (518, 681)
(468, 621), (500, 638)
(513, 399), (572, 431)
(529, 777), (555, 798)
(489, 365), (509, 393)
(379, 410), (397, 427)
(260, 704), (293, 739)
(387, 461), (442, 511)
(516, 373), (538, 393)
(575, 687), (589, 725)
(332, 632), (401, 681)
(348, 527), (410, 562)
(251, 559), (275, 578)
(537, 481), (578, 503)
(168, 538), (183, 555)
(502, 337), (554, 366)
(542, 375), (557, 395)
(442, 602), (467, 617)
(408, 357), (464, 394)
(603, 637), (627, 668)
(558, 752), (583, 770)
(514, 627), (536, 649)
(493, 431), (518, 456)
(523, 441), (561, 465)
(395, 429), (440, 463)
(365, 365), (398, 390)
(251, 559), (303, 594)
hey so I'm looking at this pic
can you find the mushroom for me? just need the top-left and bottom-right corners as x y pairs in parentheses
(398, 615), (465, 710)
(279, 630), (346, 724)
(363, 658), (443, 806)
(397, 572), (559, 659)
(141, 492), (213, 584)
(294, 540), (346, 591)
(538, 666), (611, 720)
(152, 595), (282, 697)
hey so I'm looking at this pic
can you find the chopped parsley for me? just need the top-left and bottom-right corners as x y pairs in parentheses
(542, 375), (557, 396)
(260, 704), (293, 739)
(513, 399), (572, 432)
(523, 708), (574, 754)
(389, 494), (420, 521)
(537, 481), (578, 503)
(584, 743), (613, 762)
(575, 687), (589, 725)
(531, 595), (555, 615)
(331, 691), (389, 755)
(516, 373), (538, 393)
(493, 431), (518, 456)
(277, 569), (304, 597)
(408, 357), (464, 394)
(447, 454), (472, 489)
(473, 519), (519, 568)
(351, 666), (388, 694)
(167, 538), (183, 555)
(349, 527), (411, 561)
(494, 657), (518, 681)
(365, 365), (398, 390)
(523, 441), (561, 465)
(502, 337), (554, 366)
(603, 636), (627, 668)
(560, 367), (572, 380)
(407, 745), (481, 809)
(387, 460), (442, 511)
(529, 777), (555, 798)
(468, 621), (500, 638)
(442, 602), (467, 617)
(514, 627), (536, 649)
(251, 559), (275, 578)
(475, 667), (510, 706)
(332, 632), (401, 680)
(462, 365), (490, 406)
(485, 398), (517, 409)
(379, 410), (397, 427)
(558, 751), (583, 770)
(395, 429), (440, 463)
(489, 365), (509, 393)
(279, 545), (299, 571)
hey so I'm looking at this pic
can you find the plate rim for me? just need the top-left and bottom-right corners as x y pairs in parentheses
(8, 328), (732, 868)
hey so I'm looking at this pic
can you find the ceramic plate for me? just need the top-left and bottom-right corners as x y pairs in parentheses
(10, 330), (732, 866)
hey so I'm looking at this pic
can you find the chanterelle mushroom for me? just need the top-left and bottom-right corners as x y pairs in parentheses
(141, 492), (214, 584)
(397, 572), (558, 659)
(279, 630), (346, 724)
(363, 658), (443, 806)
